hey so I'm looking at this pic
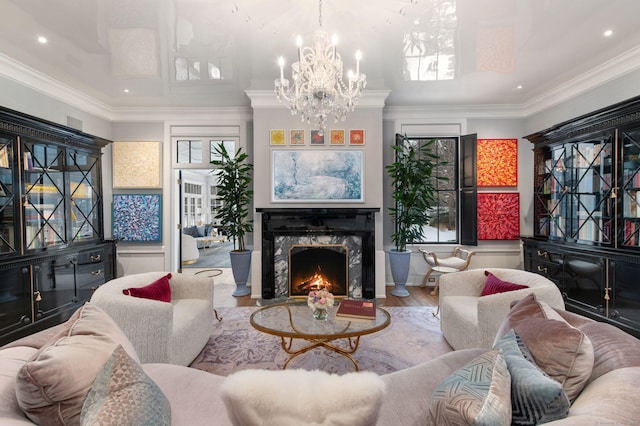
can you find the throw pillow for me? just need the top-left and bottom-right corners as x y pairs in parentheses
(428, 349), (512, 426)
(493, 294), (594, 402)
(122, 273), (172, 302)
(15, 303), (140, 426)
(493, 329), (570, 425)
(481, 271), (529, 296)
(221, 369), (386, 426)
(81, 345), (170, 426)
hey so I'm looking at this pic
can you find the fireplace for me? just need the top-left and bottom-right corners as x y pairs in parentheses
(289, 245), (348, 297)
(256, 208), (379, 299)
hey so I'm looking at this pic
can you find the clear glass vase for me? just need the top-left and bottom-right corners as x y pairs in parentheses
(312, 307), (328, 320)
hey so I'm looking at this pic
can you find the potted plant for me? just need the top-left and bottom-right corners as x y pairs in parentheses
(386, 135), (445, 297)
(211, 142), (254, 296)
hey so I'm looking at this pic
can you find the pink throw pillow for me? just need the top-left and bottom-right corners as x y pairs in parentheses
(481, 270), (528, 296)
(123, 273), (172, 302)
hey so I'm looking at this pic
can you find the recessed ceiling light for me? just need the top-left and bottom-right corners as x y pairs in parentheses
(516, 85), (524, 89)
(604, 29), (613, 37)
(123, 88), (129, 93)
(37, 36), (47, 44)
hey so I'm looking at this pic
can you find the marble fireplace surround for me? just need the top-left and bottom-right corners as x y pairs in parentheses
(256, 208), (379, 299)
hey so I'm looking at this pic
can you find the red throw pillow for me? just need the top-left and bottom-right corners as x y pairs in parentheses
(123, 273), (172, 302)
(481, 270), (528, 296)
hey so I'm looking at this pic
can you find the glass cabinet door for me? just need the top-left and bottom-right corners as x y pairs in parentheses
(0, 135), (18, 254)
(620, 126), (640, 247)
(67, 150), (101, 242)
(535, 145), (569, 238)
(22, 141), (66, 250)
(570, 134), (614, 245)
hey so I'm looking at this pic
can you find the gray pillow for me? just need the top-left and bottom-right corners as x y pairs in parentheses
(493, 329), (570, 425)
(428, 349), (512, 426)
(81, 345), (170, 426)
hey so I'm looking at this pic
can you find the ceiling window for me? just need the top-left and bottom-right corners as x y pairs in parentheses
(403, 1), (457, 81)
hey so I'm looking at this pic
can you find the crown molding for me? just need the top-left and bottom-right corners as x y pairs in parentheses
(523, 45), (640, 117)
(245, 89), (391, 108)
(2, 44), (639, 124)
(384, 104), (527, 120)
(0, 53), (113, 120)
(109, 106), (253, 122)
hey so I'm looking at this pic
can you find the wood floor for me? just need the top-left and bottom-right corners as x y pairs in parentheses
(183, 267), (439, 308)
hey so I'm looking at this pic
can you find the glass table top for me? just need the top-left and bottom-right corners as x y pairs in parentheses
(250, 301), (390, 339)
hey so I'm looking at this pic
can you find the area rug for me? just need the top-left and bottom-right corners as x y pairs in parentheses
(189, 306), (452, 376)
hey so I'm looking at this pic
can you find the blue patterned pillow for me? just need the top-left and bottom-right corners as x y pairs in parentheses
(428, 349), (512, 426)
(493, 329), (570, 426)
(81, 345), (170, 426)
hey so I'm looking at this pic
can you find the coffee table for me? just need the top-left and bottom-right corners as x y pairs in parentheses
(250, 301), (390, 371)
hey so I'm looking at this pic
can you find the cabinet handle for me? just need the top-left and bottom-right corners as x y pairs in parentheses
(537, 265), (548, 274)
(90, 254), (101, 262)
(537, 250), (548, 258)
(91, 269), (102, 276)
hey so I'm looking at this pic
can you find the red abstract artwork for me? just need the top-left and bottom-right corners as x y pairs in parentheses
(477, 138), (518, 186)
(477, 192), (520, 240)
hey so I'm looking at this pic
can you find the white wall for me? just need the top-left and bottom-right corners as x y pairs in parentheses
(2, 67), (639, 292)
(110, 122), (167, 276)
(249, 90), (388, 298)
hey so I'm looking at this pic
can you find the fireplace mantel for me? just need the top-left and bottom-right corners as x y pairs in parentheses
(256, 208), (379, 299)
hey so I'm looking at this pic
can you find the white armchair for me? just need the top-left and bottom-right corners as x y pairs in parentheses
(182, 233), (200, 265)
(90, 272), (215, 366)
(438, 268), (565, 350)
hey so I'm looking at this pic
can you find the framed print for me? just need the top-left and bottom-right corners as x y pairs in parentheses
(477, 138), (518, 186)
(112, 194), (162, 242)
(330, 129), (345, 145)
(311, 130), (325, 145)
(349, 129), (365, 145)
(112, 141), (161, 188)
(270, 129), (286, 145)
(477, 192), (520, 240)
(290, 129), (305, 145)
(272, 149), (364, 202)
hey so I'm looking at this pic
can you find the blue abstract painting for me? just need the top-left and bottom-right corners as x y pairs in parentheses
(112, 194), (162, 242)
(272, 150), (364, 202)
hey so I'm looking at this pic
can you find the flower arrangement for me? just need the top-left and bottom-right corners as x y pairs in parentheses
(307, 288), (335, 310)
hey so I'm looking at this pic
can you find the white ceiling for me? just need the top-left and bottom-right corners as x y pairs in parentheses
(1, 0), (640, 112)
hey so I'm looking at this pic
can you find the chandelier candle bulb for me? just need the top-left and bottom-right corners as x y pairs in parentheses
(278, 57), (284, 81)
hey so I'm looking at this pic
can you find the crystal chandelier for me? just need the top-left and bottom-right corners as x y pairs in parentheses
(274, 0), (367, 130)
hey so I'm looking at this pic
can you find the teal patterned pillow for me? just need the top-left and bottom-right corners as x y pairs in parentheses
(428, 350), (512, 426)
(81, 345), (170, 426)
(493, 329), (570, 426)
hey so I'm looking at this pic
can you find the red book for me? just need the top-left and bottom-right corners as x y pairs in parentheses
(335, 299), (376, 320)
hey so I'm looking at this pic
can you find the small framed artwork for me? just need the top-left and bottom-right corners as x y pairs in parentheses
(330, 129), (345, 145)
(112, 194), (162, 242)
(477, 192), (520, 240)
(349, 129), (365, 145)
(112, 141), (162, 189)
(311, 130), (325, 145)
(270, 129), (286, 145)
(290, 129), (305, 145)
(477, 138), (518, 187)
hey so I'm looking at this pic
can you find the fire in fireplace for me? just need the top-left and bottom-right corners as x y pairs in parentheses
(289, 245), (348, 297)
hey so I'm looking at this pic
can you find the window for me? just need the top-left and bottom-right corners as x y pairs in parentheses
(182, 182), (203, 226)
(398, 133), (477, 245)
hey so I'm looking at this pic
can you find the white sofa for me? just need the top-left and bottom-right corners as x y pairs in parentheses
(439, 268), (565, 350)
(90, 272), (214, 366)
